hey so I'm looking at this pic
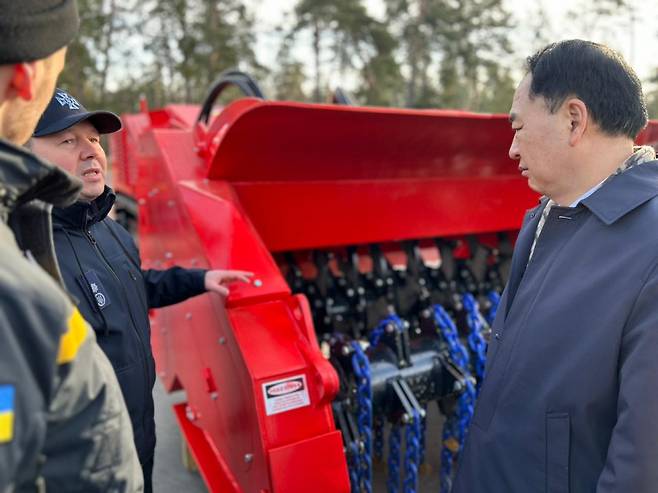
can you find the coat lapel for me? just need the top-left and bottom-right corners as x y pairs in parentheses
(505, 201), (545, 318)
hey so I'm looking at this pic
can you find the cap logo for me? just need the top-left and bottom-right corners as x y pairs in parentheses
(55, 92), (80, 110)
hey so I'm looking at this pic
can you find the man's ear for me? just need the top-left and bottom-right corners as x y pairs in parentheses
(566, 97), (588, 146)
(8, 62), (37, 101)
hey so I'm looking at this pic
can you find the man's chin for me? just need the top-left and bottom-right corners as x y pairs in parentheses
(80, 185), (105, 202)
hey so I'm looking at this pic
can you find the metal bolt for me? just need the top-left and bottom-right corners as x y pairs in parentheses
(185, 312), (192, 320)
(165, 252), (173, 259)
(218, 337), (226, 345)
(244, 453), (253, 463)
(253, 279), (263, 287)
(210, 391), (218, 400)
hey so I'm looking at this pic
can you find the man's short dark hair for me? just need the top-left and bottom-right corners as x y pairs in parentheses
(526, 39), (648, 139)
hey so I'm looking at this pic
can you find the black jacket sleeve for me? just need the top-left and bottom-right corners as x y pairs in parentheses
(106, 219), (208, 309)
(143, 267), (207, 308)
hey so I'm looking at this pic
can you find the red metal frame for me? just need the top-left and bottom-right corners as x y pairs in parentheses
(111, 99), (658, 492)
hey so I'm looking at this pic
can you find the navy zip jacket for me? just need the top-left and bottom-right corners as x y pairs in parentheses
(51, 186), (207, 463)
(453, 161), (658, 492)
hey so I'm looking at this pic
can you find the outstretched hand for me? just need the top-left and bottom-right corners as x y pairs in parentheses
(204, 270), (254, 296)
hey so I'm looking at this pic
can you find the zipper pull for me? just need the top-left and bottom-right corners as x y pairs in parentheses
(86, 230), (97, 245)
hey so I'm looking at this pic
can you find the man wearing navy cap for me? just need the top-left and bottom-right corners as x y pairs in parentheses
(31, 88), (253, 492)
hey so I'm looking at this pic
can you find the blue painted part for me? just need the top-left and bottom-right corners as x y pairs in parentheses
(387, 425), (401, 493)
(433, 304), (477, 493)
(352, 341), (373, 493)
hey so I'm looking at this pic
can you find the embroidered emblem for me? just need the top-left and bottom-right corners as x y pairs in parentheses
(85, 271), (111, 310)
(55, 92), (80, 110)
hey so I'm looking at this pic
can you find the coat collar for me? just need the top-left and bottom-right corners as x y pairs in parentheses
(0, 137), (81, 220)
(581, 160), (658, 225)
(52, 186), (116, 229)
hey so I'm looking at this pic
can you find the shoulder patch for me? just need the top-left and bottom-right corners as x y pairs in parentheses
(57, 309), (89, 365)
(0, 385), (15, 443)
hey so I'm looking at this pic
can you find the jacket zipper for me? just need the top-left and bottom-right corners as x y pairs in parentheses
(85, 228), (152, 435)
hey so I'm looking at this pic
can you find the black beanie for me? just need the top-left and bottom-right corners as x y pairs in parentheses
(0, 0), (79, 64)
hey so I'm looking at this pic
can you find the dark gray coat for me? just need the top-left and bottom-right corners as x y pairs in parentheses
(0, 139), (142, 492)
(454, 161), (658, 492)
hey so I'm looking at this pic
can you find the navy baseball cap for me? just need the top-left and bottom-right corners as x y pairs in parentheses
(33, 88), (122, 137)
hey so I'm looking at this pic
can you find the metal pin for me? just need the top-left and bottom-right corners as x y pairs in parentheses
(244, 453), (253, 463)
(218, 337), (226, 345)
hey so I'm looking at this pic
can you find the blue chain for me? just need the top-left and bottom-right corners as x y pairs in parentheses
(351, 341), (373, 493)
(387, 425), (401, 493)
(374, 416), (385, 462)
(462, 293), (488, 391)
(369, 314), (405, 348)
(403, 409), (422, 493)
(486, 290), (501, 326)
(433, 304), (476, 493)
(348, 441), (361, 492)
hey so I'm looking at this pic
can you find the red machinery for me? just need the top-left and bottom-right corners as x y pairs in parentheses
(110, 76), (658, 493)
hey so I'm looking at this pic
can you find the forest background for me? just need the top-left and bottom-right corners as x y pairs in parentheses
(62, 0), (658, 117)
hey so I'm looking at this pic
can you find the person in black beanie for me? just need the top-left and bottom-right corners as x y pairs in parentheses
(0, 1), (143, 491)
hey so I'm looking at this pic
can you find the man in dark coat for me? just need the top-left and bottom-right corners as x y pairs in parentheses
(0, 1), (143, 491)
(30, 88), (252, 492)
(453, 40), (658, 492)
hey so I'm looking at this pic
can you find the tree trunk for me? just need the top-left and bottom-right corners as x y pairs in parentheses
(313, 19), (321, 102)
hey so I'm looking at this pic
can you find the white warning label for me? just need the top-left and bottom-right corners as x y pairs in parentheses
(262, 374), (310, 416)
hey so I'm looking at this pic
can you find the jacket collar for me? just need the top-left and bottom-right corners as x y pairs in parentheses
(52, 186), (116, 229)
(0, 137), (81, 220)
(581, 160), (658, 225)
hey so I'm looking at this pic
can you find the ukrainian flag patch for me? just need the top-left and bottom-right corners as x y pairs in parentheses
(0, 385), (15, 443)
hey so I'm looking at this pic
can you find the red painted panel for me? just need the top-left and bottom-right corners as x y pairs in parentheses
(268, 431), (350, 493)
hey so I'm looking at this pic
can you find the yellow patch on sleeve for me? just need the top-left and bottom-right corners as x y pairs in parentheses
(57, 308), (89, 365)
(0, 411), (14, 443)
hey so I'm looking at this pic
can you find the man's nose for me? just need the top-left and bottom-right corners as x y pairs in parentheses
(79, 140), (98, 160)
(509, 134), (520, 160)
